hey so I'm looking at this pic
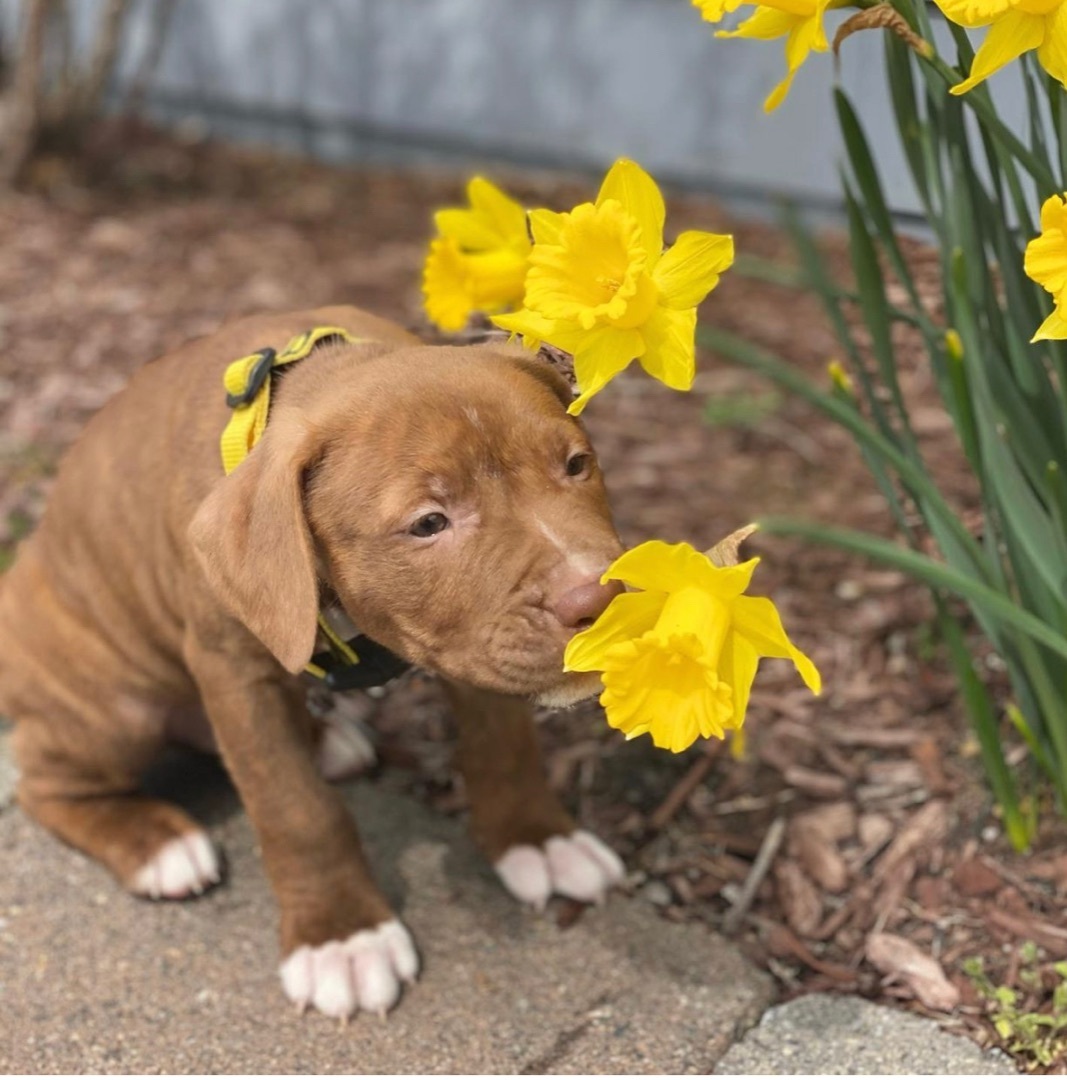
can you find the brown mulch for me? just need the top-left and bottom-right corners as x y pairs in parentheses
(4, 120), (1067, 1071)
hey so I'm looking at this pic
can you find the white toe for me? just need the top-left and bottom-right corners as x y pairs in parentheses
(318, 716), (378, 782)
(311, 941), (358, 1018)
(571, 829), (626, 885)
(495, 832), (624, 908)
(545, 835), (611, 904)
(129, 831), (220, 900)
(494, 845), (552, 910)
(278, 918), (420, 1019)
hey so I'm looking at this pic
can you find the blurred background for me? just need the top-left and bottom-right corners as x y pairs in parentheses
(0, 0), (934, 211)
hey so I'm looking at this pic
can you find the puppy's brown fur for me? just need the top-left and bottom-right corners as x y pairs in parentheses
(0, 306), (622, 989)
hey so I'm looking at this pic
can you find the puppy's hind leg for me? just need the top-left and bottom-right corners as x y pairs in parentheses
(12, 704), (221, 900)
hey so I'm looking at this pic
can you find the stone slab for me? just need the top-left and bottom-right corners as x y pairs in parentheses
(713, 993), (1017, 1075)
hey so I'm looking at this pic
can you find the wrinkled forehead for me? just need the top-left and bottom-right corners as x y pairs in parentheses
(322, 354), (580, 513)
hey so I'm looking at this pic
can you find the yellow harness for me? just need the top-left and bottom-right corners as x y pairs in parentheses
(219, 325), (410, 690)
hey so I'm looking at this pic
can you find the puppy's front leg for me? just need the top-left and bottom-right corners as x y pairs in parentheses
(445, 682), (625, 910)
(185, 637), (418, 1018)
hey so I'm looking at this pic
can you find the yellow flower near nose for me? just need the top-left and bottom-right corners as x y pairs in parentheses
(493, 159), (734, 414)
(563, 537), (821, 753)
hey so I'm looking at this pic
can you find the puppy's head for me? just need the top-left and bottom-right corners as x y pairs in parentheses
(190, 343), (622, 705)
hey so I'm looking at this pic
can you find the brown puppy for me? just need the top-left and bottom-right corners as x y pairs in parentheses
(0, 305), (626, 1019)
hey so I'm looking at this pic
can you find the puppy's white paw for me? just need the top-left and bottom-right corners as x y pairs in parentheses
(307, 690), (378, 781)
(129, 830), (221, 900)
(495, 830), (625, 910)
(279, 918), (419, 1019)
(317, 716), (377, 782)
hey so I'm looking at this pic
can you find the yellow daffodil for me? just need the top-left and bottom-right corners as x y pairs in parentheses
(564, 539), (821, 753)
(422, 177), (531, 332)
(492, 159), (733, 415)
(934, 0), (1067, 94)
(694, 0), (835, 112)
(1025, 193), (1067, 340)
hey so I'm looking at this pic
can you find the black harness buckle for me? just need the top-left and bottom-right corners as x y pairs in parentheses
(312, 634), (412, 692)
(226, 347), (277, 408)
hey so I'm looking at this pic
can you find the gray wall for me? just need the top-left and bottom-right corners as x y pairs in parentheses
(5, 0), (1033, 214)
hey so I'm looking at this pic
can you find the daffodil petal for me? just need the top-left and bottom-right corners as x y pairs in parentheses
(564, 590), (666, 671)
(934, 0), (1013, 29)
(434, 208), (503, 252)
(423, 238), (474, 332)
(529, 207), (566, 246)
(1025, 229), (1067, 298)
(950, 11), (1046, 94)
(732, 596), (822, 693)
(596, 159), (665, 268)
(602, 540), (760, 599)
(1037, 2), (1067, 88)
(692, 0), (744, 22)
(1040, 193), (1067, 234)
(491, 307), (556, 349)
(637, 306), (697, 392)
(717, 7), (801, 41)
(653, 232), (735, 309)
(720, 632), (760, 729)
(1031, 304), (1067, 341)
(600, 540), (709, 592)
(467, 176), (529, 248)
(567, 326), (644, 415)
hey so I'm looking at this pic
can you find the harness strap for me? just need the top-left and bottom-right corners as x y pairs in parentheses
(218, 325), (410, 689)
(220, 325), (360, 475)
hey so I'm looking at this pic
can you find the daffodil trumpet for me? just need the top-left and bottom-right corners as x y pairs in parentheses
(563, 526), (821, 754)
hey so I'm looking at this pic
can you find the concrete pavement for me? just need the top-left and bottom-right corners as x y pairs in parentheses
(0, 731), (1019, 1073)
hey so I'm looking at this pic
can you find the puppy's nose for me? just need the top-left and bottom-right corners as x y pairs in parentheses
(553, 578), (624, 631)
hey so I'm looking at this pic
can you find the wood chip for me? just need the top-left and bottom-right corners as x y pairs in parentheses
(648, 741), (723, 831)
(820, 722), (920, 748)
(866, 931), (960, 1011)
(723, 816), (787, 935)
(911, 736), (950, 795)
(789, 817), (850, 893)
(872, 800), (947, 883)
(796, 802), (857, 842)
(951, 857), (1002, 898)
(761, 919), (858, 983)
(865, 760), (924, 789)
(782, 765), (850, 798)
(986, 908), (1067, 958)
(774, 857), (824, 936)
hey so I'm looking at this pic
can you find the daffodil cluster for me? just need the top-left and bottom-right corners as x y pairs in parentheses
(692, 0), (837, 112)
(422, 177), (531, 333)
(564, 537), (821, 753)
(1025, 194), (1067, 340)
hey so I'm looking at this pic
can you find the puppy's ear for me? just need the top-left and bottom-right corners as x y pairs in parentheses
(189, 418), (321, 674)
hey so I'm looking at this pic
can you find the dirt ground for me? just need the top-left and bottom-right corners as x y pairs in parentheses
(3, 121), (1067, 1072)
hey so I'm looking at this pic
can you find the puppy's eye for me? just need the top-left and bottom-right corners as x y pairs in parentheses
(410, 512), (450, 538)
(565, 452), (592, 478)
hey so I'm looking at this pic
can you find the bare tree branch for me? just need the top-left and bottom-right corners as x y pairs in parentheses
(77, 0), (131, 121)
(124, 0), (178, 116)
(0, 0), (51, 186)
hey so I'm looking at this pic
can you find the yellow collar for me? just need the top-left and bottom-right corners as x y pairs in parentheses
(220, 325), (365, 475)
(218, 325), (409, 690)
